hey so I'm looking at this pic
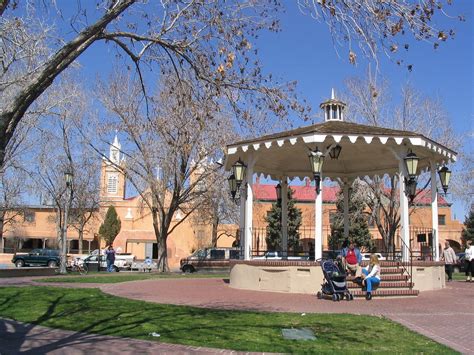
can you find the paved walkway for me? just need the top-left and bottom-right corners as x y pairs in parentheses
(1, 276), (473, 354)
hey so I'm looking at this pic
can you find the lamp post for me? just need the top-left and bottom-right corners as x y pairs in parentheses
(404, 150), (419, 180)
(328, 144), (342, 160)
(275, 183), (282, 203)
(438, 166), (451, 194)
(309, 149), (324, 195)
(59, 170), (74, 274)
(403, 150), (419, 203)
(232, 158), (246, 189)
(228, 174), (237, 201)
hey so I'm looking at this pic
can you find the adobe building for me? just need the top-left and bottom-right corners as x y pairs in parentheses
(251, 177), (464, 255)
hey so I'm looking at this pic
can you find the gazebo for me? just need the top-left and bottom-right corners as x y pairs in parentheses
(224, 90), (456, 264)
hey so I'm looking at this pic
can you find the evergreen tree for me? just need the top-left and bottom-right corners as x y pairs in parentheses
(461, 207), (474, 245)
(265, 188), (302, 252)
(329, 181), (373, 251)
(98, 206), (121, 246)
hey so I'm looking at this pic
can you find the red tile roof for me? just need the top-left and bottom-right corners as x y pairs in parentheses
(253, 182), (449, 206)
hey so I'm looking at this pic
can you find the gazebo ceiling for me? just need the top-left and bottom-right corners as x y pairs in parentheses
(224, 121), (457, 180)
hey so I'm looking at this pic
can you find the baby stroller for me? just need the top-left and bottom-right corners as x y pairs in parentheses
(316, 259), (353, 301)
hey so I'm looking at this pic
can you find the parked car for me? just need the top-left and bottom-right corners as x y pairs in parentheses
(361, 253), (386, 261)
(81, 253), (134, 272)
(180, 247), (240, 273)
(253, 251), (309, 260)
(12, 248), (60, 268)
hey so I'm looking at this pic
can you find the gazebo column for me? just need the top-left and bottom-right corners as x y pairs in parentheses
(398, 166), (410, 262)
(315, 176), (323, 260)
(239, 189), (246, 259)
(343, 180), (350, 240)
(244, 160), (254, 260)
(430, 161), (440, 261)
(281, 178), (288, 258)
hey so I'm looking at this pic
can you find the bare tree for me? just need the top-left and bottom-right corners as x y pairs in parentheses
(29, 80), (91, 273)
(1, 0), (459, 173)
(298, 0), (461, 67)
(191, 168), (240, 248)
(97, 72), (232, 271)
(69, 152), (101, 254)
(0, 0), (311, 172)
(344, 75), (459, 253)
(0, 170), (24, 252)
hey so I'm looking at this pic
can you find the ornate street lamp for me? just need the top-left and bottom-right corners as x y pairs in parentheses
(275, 183), (282, 202)
(309, 148), (324, 195)
(232, 158), (246, 188)
(406, 178), (417, 204)
(328, 144), (342, 160)
(228, 174), (237, 200)
(438, 166), (451, 194)
(64, 170), (73, 187)
(404, 150), (419, 180)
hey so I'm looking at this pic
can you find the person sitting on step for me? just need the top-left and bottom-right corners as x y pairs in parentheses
(361, 254), (381, 300)
(341, 240), (363, 279)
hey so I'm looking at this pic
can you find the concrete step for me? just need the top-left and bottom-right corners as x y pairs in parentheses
(380, 267), (405, 274)
(347, 274), (409, 282)
(350, 289), (419, 298)
(347, 281), (414, 289)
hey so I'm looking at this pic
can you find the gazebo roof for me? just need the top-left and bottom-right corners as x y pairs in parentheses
(224, 121), (456, 180)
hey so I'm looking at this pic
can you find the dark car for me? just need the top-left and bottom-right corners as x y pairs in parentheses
(180, 247), (240, 273)
(12, 248), (60, 268)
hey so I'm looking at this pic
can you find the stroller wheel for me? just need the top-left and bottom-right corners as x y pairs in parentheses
(316, 292), (322, 299)
(345, 293), (352, 301)
(332, 294), (338, 302)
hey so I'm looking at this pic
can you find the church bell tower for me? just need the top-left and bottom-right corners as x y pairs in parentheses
(100, 134), (126, 201)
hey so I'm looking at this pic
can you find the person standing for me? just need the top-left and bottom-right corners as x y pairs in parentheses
(442, 241), (456, 282)
(105, 245), (116, 272)
(362, 254), (381, 301)
(464, 240), (474, 282)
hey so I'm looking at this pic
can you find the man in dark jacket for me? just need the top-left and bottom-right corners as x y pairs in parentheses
(105, 245), (116, 272)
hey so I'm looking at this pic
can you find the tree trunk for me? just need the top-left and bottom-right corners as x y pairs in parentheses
(211, 217), (218, 247)
(0, 212), (4, 253)
(78, 227), (83, 254)
(151, 208), (170, 272)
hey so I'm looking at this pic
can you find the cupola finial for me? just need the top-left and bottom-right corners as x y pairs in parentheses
(320, 89), (346, 122)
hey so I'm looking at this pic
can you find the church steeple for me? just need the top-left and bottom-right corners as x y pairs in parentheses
(109, 133), (122, 165)
(320, 88), (346, 122)
(100, 133), (126, 201)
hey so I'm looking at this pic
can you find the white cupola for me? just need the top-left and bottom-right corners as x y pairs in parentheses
(320, 88), (346, 122)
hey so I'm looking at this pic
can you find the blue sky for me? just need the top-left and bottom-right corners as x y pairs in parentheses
(71, 2), (472, 219)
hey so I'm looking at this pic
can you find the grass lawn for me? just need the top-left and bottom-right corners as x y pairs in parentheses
(37, 272), (229, 284)
(452, 272), (471, 281)
(0, 286), (457, 354)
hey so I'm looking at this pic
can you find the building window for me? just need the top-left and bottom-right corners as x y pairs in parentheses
(107, 173), (118, 194)
(438, 214), (446, 225)
(24, 210), (35, 223)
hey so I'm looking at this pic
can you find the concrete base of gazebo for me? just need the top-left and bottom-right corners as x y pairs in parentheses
(229, 260), (445, 295)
